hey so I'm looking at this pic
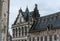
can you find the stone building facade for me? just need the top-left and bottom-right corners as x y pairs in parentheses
(0, 0), (10, 41)
(12, 4), (60, 41)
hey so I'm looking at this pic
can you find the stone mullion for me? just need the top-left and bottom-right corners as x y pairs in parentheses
(47, 36), (49, 41)
(14, 29), (16, 37)
(24, 27), (25, 36)
(52, 35), (54, 41)
(57, 34), (59, 41)
(35, 37), (37, 41)
(31, 37), (33, 41)
(39, 37), (41, 41)
(27, 27), (28, 35)
(21, 27), (22, 36)
(43, 36), (44, 41)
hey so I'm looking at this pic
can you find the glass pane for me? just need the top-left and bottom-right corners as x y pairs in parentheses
(45, 36), (47, 41)
(41, 37), (43, 41)
(49, 35), (52, 41)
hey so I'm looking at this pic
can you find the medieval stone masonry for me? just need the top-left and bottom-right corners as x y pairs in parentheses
(12, 4), (60, 41)
(0, 0), (10, 41)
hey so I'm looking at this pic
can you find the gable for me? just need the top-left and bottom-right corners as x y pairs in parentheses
(13, 12), (25, 25)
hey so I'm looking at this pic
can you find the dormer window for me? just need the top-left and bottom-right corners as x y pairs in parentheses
(43, 18), (45, 22)
(58, 14), (60, 17)
(54, 15), (58, 19)
(42, 18), (45, 23)
(47, 23), (53, 31)
(47, 18), (49, 22)
(55, 16), (58, 19)
(51, 16), (54, 21)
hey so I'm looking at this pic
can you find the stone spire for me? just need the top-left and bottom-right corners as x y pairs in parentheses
(32, 4), (40, 20)
(25, 7), (29, 21)
(25, 7), (29, 13)
(19, 8), (22, 13)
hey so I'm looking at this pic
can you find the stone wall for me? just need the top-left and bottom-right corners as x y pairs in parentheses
(29, 29), (60, 41)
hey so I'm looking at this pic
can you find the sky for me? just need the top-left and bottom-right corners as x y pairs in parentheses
(9, 0), (60, 35)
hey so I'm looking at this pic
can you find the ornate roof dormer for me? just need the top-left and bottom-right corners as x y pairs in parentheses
(32, 4), (40, 20)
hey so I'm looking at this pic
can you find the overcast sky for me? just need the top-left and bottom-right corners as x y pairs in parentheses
(9, 0), (60, 35)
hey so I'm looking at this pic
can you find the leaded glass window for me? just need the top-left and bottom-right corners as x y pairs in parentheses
(16, 28), (17, 37)
(25, 26), (27, 36)
(54, 35), (57, 40)
(29, 37), (31, 41)
(33, 37), (35, 41)
(22, 27), (24, 36)
(37, 37), (39, 41)
(49, 35), (52, 41)
(19, 28), (20, 37)
(41, 37), (43, 41)
(45, 36), (47, 41)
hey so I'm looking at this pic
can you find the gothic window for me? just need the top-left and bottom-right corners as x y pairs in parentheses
(37, 37), (39, 41)
(16, 28), (17, 37)
(56, 16), (58, 19)
(22, 27), (24, 36)
(29, 37), (31, 41)
(45, 36), (47, 41)
(47, 23), (53, 31)
(49, 35), (52, 41)
(41, 37), (43, 41)
(54, 35), (57, 40)
(47, 18), (49, 21)
(22, 40), (23, 41)
(25, 26), (27, 36)
(18, 40), (20, 41)
(43, 18), (45, 22)
(33, 37), (35, 41)
(19, 28), (20, 37)
(25, 40), (27, 41)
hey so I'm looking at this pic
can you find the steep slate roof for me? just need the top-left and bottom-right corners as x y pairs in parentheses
(30, 12), (60, 32)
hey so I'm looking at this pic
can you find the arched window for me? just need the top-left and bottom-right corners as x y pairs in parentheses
(45, 36), (47, 41)
(22, 27), (24, 36)
(37, 37), (39, 41)
(33, 37), (35, 41)
(49, 35), (52, 41)
(19, 28), (20, 37)
(47, 23), (53, 31)
(29, 37), (31, 41)
(54, 35), (57, 40)
(16, 28), (17, 37)
(41, 36), (43, 41)
(25, 26), (27, 36)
